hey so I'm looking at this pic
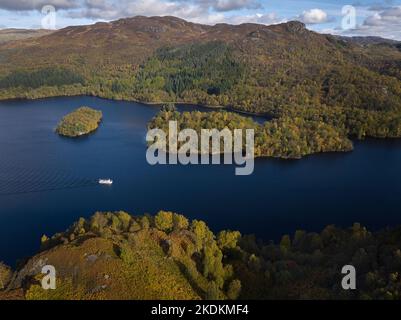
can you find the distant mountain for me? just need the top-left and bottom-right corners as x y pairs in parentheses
(1, 17), (398, 75)
(336, 35), (400, 46)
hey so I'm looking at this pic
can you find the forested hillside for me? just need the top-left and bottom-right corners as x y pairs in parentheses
(148, 109), (353, 159)
(1, 211), (401, 300)
(0, 16), (401, 140)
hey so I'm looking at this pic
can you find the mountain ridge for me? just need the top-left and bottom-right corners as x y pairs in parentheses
(1, 16), (399, 54)
(0, 28), (54, 44)
(0, 15), (400, 143)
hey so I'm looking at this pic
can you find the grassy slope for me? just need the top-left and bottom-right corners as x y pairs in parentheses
(1, 211), (223, 300)
(22, 234), (200, 300)
(2, 211), (401, 300)
(0, 29), (54, 44)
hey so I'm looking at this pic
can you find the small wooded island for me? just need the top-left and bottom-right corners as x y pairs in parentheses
(56, 107), (102, 137)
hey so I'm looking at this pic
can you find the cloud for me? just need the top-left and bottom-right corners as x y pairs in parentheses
(212, 0), (261, 12)
(297, 8), (329, 24)
(353, 5), (401, 39)
(66, 0), (207, 20)
(0, 0), (263, 18)
(0, 0), (78, 11)
(364, 6), (401, 26)
(331, 5), (401, 40)
(63, 0), (265, 23)
(229, 12), (282, 25)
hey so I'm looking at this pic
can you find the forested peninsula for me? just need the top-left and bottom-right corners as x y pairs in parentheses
(1, 211), (401, 300)
(148, 108), (354, 159)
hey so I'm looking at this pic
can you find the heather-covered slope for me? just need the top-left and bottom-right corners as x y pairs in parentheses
(0, 16), (400, 140)
(0, 29), (54, 44)
(1, 211), (401, 300)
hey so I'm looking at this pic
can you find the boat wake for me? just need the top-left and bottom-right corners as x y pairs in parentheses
(0, 164), (99, 196)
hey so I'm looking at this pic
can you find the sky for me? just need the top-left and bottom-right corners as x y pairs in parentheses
(0, 0), (400, 40)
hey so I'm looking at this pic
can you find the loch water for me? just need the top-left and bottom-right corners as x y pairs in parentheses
(1, 96), (401, 265)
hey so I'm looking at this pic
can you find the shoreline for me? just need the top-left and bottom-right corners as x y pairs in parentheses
(2, 93), (401, 146)
(0, 92), (271, 118)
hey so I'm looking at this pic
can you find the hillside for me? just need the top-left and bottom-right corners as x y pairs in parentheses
(1, 211), (401, 300)
(148, 109), (353, 159)
(0, 16), (401, 140)
(0, 29), (54, 44)
(335, 35), (401, 47)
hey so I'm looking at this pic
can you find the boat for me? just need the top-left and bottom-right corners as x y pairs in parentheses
(98, 179), (113, 185)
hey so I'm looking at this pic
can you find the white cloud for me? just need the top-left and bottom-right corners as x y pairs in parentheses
(0, 0), (78, 11)
(298, 8), (329, 24)
(364, 5), (401, 26)
(0, 0), (263, 20)
(213, 0), (261, 12)
(63, 0), (268, 25)
(328, 5), (401, 40)
(191, 12), (226, 24)
(66, 0), (202, 20)
(229, 12), (282, 25)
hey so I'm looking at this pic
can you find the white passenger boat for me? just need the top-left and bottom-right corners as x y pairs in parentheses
(98, 179), (113, 185)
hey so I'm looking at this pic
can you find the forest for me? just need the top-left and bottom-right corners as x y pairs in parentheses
(0, 67), (85, 90)
(132, 41), (245, 102)
(56, 107), (103, 137)
(0, 17), (400, 144)
(1, 38), (400, 143)
(148, 108), (353, 159)
(1, 211), (401, 300)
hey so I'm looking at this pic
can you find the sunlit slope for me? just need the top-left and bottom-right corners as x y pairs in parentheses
(0, 16), (399, 109)
(2, 211), (401, 300)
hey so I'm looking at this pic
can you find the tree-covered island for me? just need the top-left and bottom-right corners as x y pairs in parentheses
(56, 107), (103, 137)
(148, 108), (354, 159)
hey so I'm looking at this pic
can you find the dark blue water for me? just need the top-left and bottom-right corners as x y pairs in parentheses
(1, 96), (401, 265)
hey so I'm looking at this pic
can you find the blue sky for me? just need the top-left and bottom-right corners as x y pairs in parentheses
(0, 0), (400, 39)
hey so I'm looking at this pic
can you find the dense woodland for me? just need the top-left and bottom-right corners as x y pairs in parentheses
(148, 108), (353, 159)
(0, 18), (400, 145)
(1, 43), (401, 144)
(0, 67), (85, 90)
(56, 107), (103, 137)
(1, 211), (401, 300)
(132, 41), (245, 102)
